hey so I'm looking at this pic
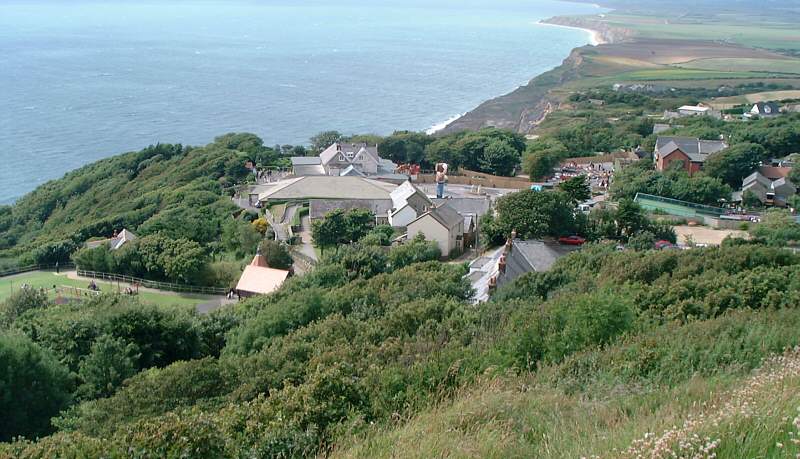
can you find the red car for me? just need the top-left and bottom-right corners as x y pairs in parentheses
(558, 235), (586, 246)
(654, 240), (677, 250)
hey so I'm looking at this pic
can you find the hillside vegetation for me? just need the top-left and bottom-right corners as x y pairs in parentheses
(2, 241), (799, 457)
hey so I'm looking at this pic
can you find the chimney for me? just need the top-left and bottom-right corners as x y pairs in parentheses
(251, 247), (268, 267)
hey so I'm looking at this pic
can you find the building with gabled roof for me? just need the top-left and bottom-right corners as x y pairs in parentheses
(85, 229), (137, 251)
(258, 176), (398, 204)
(654, 136), (728, 176)
(291, 142), (404, 182)
(734, 171), (796, 207)
(235, 250), (291, 298)
(406, 203), (464, 257)
(388, 180), (433, 227)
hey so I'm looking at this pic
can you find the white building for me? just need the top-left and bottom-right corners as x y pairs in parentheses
(290, 143), (404, 181)
(677, 105), (711, 117)
(388, 181), (433, 227)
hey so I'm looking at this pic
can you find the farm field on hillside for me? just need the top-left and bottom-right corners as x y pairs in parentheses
(596, 14), (800, 51)
(678, 58), (800, 75)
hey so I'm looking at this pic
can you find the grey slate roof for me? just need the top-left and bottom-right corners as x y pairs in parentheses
(430, 203), (463, 229)
(258, 176), (398, 202)
(655, 136), (727, 162)
(496, 240), (577, 288)
(411, 203), (463, 230)
(432, 197), (491, 217)
(293, 164), (326, 176)
(320, 142), (380, 166)
(309, 199), (393, 220)
(291, 156), (322, 166)
(752, 102), (780, 116)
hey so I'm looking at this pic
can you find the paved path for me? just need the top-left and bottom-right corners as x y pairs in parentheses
(297, 214), (318, 261)
(282, 203), (300, 225)
(263, 211), (289, 242)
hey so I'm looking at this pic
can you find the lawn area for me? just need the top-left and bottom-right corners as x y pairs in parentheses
(0, 271), (215, 307)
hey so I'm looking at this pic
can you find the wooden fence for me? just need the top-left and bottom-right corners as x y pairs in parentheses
(0, 263), (75, 278)
(77, 270), (227, 295)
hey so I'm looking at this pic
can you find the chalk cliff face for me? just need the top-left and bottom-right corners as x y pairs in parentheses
(440, 46), (588, 135)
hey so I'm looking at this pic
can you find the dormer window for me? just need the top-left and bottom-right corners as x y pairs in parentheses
(338, 154), (346, 162)
(345, 152), (355, 160)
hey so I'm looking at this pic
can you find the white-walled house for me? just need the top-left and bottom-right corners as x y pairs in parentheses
(406, 203), (464, 257)
(388, 181), (433, 227)
(290, 142), (405, 180)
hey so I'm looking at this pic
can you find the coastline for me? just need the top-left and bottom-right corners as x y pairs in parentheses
(534, 20), (605, 46)
(433, 17), (607, 134)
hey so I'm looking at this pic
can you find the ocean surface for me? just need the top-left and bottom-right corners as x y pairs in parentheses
(0, 0), (601, 203)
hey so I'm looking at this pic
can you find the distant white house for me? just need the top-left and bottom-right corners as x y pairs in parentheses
(290, 142), (405, 181)
(677, 105), (711, 117)
(406, 203), (464, 257)
(747, 102), (781, 118)
(388, 181), (433, 227)
(85, 229), (137, 251)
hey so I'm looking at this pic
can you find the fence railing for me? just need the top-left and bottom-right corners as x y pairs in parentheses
(76, 270), (227, 295)
(634, 193), (725, 216)
(0, 263), (75, 278)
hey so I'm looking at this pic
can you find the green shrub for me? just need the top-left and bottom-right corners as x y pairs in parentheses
(0, 333), (73, 441)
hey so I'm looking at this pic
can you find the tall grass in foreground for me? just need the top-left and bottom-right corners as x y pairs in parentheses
(332, 308), (800, 459)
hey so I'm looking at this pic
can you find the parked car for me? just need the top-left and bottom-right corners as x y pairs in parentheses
(654, 240), (678, 250)
(558, 235), (586, 246)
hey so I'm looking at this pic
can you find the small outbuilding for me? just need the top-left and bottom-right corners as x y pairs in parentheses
(235, 250), (291, 298)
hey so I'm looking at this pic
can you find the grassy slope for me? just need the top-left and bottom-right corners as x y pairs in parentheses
(334, 309), (800, 458)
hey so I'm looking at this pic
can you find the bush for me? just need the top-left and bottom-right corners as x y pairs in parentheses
(1, 287), (49, 326)
(54, 358), (233, 436)
(388, 234), (441, 268)
(76, 334), (140, 400)
(504, 291), (635, 370)
(13, 296), (204, 372)
(0, 333), (73, 441)
(259, 240), (293, 270)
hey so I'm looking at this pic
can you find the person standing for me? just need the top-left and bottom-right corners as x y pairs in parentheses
(435, 163), (448, 199)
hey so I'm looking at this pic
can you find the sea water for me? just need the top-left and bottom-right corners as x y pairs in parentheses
(0, 0), (600, 202)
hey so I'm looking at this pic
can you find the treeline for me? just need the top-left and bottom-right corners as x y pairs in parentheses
(0, 136), (290, 285)
(2, 239), (799, 456)
(480, 187), (676, 246)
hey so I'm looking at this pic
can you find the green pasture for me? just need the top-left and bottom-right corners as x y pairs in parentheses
(678, 58), (800, 75)
(0, 271), (214, 307)
(600, 14), (800, 51)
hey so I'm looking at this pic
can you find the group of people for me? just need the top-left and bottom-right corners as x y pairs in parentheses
(226, 288), (240, 300)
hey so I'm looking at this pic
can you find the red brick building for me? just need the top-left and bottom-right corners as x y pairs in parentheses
(654, 136), (727, 176)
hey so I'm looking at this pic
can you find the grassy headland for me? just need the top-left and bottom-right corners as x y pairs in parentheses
(443, 1), (800, 134)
